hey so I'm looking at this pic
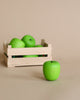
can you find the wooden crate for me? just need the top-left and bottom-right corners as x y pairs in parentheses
(3, 39), (52, 67)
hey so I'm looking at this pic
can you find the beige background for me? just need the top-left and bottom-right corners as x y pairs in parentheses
(0, 0), (80, 62)
(0, 0), (80, 100)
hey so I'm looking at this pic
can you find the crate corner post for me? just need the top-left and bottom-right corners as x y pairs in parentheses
(7, 45), (14, 67)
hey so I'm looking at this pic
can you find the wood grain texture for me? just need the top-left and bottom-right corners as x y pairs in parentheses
(7, 46), (51, 56)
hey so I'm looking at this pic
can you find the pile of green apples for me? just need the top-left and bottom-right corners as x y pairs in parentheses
(9, 35), (60, 81)
(9, 35), (43, 58)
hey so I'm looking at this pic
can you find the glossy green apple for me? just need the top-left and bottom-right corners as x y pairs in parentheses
(43, 61), (60, 81)
(9, 38), (25, 48)
(22, 35), (35, 47)
(23, 55), (38, 57)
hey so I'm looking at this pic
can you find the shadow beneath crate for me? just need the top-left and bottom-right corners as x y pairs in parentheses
(0, 52), (6, 67)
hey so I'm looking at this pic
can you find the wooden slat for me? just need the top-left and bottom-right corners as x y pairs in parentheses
(7, 57), (52, 67)
(7, 46), (51, 56)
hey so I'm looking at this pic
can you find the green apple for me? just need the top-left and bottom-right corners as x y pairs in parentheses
(43, 61), (60, 81)
(23, 55), (38, 57)
(22, 35), (35, 47)
(9, 38), (25, 48)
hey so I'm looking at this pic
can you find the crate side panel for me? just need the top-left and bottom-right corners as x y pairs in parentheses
(7, 47), (50, 56)
(9, 57), (52, 66)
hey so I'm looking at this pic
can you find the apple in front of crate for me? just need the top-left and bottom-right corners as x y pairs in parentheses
(43, 61), (60, 81)
(22, 35), (35, 47)
(9, 38), (25, 48)
(23, 55), (38, 57)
